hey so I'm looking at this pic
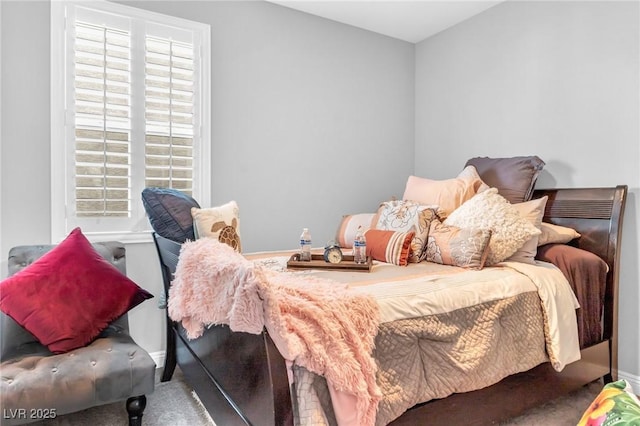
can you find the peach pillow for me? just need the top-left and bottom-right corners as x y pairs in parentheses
(457, 165), (491, 193)
(402, 167), (484, 217)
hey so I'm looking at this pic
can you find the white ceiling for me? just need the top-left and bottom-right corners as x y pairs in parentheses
(268, 0), (505, 43)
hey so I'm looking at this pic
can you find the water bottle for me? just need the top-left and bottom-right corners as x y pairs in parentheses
(353, 226), (367, 264)
(300, 228), (312, 261)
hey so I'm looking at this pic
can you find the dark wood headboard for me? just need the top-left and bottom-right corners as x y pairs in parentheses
(532, 185), (628, 375)
(532, 186), (627, 272)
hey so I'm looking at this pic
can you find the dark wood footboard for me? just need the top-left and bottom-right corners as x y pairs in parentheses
(169, 185), (627, 426)
(175, 324), (293, 426)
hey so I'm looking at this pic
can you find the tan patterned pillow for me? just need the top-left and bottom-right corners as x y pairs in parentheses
(444, 188), (541, 266)
(425, 218), (492, 270)
(376, 200), (437, 263)
(191, 201), (242, 252)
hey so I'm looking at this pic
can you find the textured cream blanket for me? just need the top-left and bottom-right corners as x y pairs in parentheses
(252, 254), (581, 425)
(168, 238), (381, 425)
(292, 291), (550, 426)
(258, 256), (580, 371)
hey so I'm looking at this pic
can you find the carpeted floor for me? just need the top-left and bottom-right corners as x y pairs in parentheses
(31, 368), (600, 425)
(500, 380), (601, 425)
(30, 368), (215, 426)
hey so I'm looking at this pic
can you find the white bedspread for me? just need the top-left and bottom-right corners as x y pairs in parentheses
(253, 254), (580, 371)
(251, 253), (582, 425)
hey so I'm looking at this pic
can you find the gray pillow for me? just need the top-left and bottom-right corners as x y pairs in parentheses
(464, 156), (545, 204)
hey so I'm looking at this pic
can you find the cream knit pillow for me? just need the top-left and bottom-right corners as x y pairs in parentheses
(444, 188), (541, 266)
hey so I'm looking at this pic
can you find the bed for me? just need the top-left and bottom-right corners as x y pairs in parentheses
(147, 160), (627, 426)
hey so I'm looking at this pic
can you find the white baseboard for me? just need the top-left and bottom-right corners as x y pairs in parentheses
(149, 350), (166, 369)
(618, 370), (640, 395)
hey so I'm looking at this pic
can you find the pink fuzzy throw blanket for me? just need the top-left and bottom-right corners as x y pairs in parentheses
(168, 238), (381, 425)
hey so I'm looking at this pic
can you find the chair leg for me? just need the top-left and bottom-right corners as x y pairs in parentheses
(126, 395), (147, 426)
(162, 319), (177, 382)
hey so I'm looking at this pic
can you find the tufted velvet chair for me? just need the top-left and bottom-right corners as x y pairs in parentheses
(0, 242), (156, 426)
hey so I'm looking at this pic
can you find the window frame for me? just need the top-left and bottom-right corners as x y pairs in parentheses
(0, 2), (3, 254)
(51, 0), (210, 243)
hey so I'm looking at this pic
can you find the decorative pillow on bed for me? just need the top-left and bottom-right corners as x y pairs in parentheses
(444, 188), (541, 266)
(538, 222), (581, 246)
(191, 201), (242, 252)
(578, 379), (640, 426)
(365, 229), (414, 266)
(0, 227), (153, 353)
(465, 156), (545, 204)
(142, 187), (201, 243)
(505, 196), (548, 264)
(376, 200), (437, 262)
(424, 218), (492, 269)
(456, 165), (491, 193)
(335, 213), (379, 248)
(402, 167), (484, 217)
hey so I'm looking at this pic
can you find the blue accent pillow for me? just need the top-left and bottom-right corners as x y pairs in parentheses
(142, 188), (200, 243)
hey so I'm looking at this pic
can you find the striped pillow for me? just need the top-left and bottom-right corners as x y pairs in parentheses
(335, 213), (379, 248)
(365, 229), (414, 266)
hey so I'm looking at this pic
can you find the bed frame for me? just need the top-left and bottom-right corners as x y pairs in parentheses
(154, 185), (627, 426)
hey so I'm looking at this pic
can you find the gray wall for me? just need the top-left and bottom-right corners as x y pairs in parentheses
(121, 1), (415, 253)
(1, 0), (639, 388)
(0, 1), (415, 357)
(415, 0), (640, 386)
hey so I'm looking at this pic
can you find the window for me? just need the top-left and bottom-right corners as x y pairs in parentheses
(51, 1), (210, 243)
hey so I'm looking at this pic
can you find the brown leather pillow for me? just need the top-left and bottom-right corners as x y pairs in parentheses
(465, 156), (545, 204)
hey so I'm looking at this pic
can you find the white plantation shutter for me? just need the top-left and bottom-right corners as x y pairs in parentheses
(51, 1), (210, 242)
(74, 21), (131, 217)
(145, 36), (194, 195)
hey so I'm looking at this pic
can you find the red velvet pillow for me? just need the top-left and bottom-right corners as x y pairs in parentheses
(365, 229), (414, 266)
(0, 228), (153, 353)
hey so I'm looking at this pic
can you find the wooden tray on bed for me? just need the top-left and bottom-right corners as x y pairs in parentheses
(286, 253), (372, 272)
